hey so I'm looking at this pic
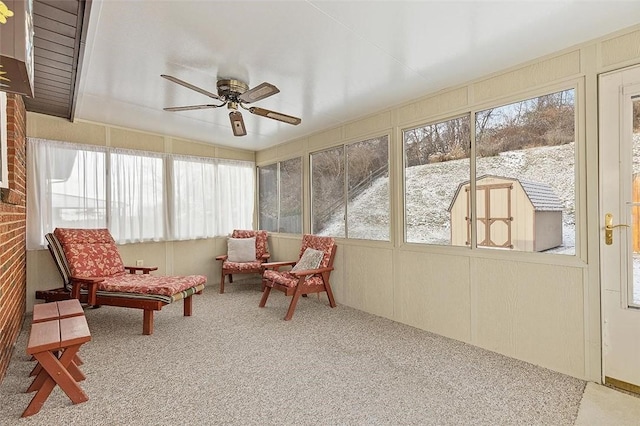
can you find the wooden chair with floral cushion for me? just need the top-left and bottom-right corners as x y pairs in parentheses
(215, 230), (270, 294)
(259, 234), (337, 320)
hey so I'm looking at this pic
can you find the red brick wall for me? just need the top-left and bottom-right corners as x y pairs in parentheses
(0, 93), (27, 382)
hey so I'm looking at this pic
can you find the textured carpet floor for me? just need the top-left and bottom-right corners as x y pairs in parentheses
(0, 278), (586, 425)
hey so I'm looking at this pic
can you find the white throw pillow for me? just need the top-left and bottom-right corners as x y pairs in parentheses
(291, 248), (324, 272)
(227, 237), (256, 262)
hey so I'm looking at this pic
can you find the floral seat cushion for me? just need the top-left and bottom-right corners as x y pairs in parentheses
(98, 273), (206, 296)
(263, 269), (324, 288)
(222, 260), (263, 272)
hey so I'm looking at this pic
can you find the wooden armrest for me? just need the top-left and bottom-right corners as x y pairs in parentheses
(69, 276), (103, 306)
(215, 255), (228, 261)
(262, 260), (296, 271)
(290, 266), (334, 277)
(124, 266), (158, 274)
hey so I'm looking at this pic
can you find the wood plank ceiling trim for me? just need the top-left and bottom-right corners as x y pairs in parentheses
(24, 0), (90, 120)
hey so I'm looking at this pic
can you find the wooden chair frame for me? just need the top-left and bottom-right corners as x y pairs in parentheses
(215, 230), (270, 293)
(259, 241), (337, 320)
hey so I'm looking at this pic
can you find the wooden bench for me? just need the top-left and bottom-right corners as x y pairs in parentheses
(23, 311), (91, 417)
(29, 300), (85, 376)
(33, 299), (85, 323)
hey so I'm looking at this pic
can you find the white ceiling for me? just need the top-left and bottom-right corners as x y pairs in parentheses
(74, 1), (640, 151)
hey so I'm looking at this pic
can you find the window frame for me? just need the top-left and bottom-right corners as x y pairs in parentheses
(310, 133), (391, 241)
(257, 156), (303, 234)
(401, 83), (580, 259)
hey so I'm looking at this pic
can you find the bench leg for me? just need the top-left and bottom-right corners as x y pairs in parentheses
(23, 345), (88, 417)
(30, 351), (83, 377)
(143, 310), (154, 335)
(184, 296), (192, 317)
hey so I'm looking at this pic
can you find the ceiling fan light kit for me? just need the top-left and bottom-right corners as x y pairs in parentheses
(161, 74), (301, 136)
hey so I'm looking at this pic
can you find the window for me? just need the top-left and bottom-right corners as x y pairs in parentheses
(403, 88), (576, 256)
(311, 136), (389, 241)
(171, 156), (216, 240)
(110, 151), (165, 243)
(27, 138), (254, 249)
(474, 89), (575, 254)
(404, 115), (471, 245)
(258, 157), (302, 233)
(27, 141), (107, 250)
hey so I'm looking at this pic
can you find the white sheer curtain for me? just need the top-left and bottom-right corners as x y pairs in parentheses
(171, 156), (254, 239)
(170, 155), (217, 240)
(27, 138), (255, 249)
(214, 160), (255, 233)
(109, 150), (166, 243)
(27, 139), (107, 250)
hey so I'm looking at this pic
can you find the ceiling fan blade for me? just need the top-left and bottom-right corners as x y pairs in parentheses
(249, 106), (301, 125)
(164, 104), (224, 112)
(229, 111), (247, 136)
(238, 82), (280, 103)
(161, 74), (221, 100)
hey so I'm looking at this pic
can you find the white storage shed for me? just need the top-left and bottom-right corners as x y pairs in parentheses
(448, 175), (564, 251)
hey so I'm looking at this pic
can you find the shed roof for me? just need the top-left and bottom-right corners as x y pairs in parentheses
(447, 175), (564, 212)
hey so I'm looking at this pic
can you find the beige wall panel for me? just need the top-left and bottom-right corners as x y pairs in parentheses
(267, 235), (304, 262)
(473, 51), (581, 103)
(344, 111), (392, 140)
(256, 145), (279, 164)
(215, 146), (255, 162)
(27, 113), (107, 145)
(110, 128), (165, 152)
(277, 139), (305, 158)
(308, 127), (343, 151)
(172, 239), (219, 285)
(601, 29), (640, 68)
(396, 251), (471, 342)
(341, 245), (393, 318)
(26, 250), (66, 312)
(398, 87), (468, 126)
(474, 258), (585, 378)
(170, 138), (217, 157)
(117, 242), (168, 274)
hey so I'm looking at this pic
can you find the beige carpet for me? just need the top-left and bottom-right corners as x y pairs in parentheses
(0, 278), (586, 425)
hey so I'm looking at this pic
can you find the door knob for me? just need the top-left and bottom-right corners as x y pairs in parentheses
(605, 213), (630, 245)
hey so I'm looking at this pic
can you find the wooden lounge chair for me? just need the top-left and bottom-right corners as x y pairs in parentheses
(36, 228), (206, 335)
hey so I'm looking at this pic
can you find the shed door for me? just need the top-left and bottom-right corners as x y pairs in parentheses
(467, 183), (513, 248)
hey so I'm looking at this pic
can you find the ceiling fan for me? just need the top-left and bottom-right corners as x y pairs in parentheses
(161, 74), (302, 137)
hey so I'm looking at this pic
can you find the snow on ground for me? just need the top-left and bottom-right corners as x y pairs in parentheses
(323, 142), (576, 253)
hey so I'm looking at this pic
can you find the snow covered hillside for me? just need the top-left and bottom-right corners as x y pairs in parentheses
(322, 142), (576, 254)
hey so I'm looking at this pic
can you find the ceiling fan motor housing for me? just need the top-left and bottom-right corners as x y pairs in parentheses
(217, 79), (249, 99)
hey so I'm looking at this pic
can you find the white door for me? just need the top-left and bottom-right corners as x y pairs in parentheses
(599, 65), (640, 391)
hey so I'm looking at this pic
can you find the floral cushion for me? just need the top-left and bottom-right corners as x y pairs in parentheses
(54, 228), (126, 278)
(263, 269), (324, 288)
(97, 273), (207, 296)
(222, 260), (263, 272)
